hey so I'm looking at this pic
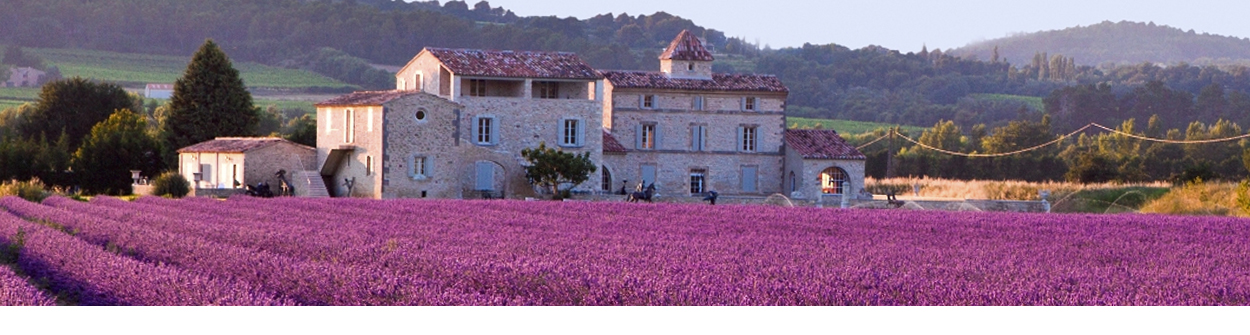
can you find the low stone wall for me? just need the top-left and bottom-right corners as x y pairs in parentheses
(564, 192), (1048, 213)
(191, 188), (246, 198)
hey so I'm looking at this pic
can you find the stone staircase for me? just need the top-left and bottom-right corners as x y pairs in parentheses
(295, 170), (329, 198)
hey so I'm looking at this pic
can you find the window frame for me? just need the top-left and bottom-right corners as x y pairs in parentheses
(536, 81), (559, 99)
(738, 125), (758, 152)
(469, 79), (487, 97)
(640, 124), (656, 150)
(475, 116), (495, 145)
(410, 155), (431, 180)
(744, 97), (757, 111)
(560, 117), (584, 147)
(690, 169), (706, 194)
(642, 95), (655, 109)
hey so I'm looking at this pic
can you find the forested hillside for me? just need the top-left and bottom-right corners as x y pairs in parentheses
(0, 0), (737, 89)
(950, 21), (1250, 67)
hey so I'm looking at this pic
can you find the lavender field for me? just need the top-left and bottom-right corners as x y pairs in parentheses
(1, 195), (1249, 305)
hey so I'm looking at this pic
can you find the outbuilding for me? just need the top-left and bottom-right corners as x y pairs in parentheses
(177, 137), (318, 196)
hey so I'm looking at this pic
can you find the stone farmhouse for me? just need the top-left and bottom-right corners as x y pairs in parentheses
(312, 31), (866, 204)
(177, 137), (317, 197)
(3, 67), (45, 87)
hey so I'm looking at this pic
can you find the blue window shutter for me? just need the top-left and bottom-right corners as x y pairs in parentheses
(407, 155), (416, 177)
(424, 156), (434, 177)
(700, 126), (708, 151)
(638, 95), (644, 109)
(575, 119), (585, 146)
(490, 117), (499, 145)
(641, 165), (656, 186)
(736, 126), (745, 152)
(742, 166), (758, 192)
(476, 162), (493, 190)
(635, 124), (643, 149)
(690, 126), (699, 151)
(470, 116), (480, 144)
(654, 125), (662, 150)
(740, 97), (746, 110)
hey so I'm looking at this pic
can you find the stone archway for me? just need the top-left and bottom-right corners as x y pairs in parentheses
(820, 166), (849, 195)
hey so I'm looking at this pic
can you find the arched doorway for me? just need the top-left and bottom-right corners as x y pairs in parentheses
(820, 167), (848, 195)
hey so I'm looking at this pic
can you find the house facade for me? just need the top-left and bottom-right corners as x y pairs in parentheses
(314, 31), (866, 203)
(316, 48), (604, 199)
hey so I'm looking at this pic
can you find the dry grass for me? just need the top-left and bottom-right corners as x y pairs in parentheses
(1138, 180), (1246, 217)
(866, 177), (1169, 201)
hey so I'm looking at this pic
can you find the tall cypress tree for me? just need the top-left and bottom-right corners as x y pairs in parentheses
(163, 39), (258, 150)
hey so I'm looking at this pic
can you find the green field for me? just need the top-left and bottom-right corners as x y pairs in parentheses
(0, 87), (39, 111)
(29, 48), (355, 90)
(967, 93), (1045, 111)
(787, 117), (927, 135)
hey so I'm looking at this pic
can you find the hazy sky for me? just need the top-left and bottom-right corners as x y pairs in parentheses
(460, 0), (1250, 52)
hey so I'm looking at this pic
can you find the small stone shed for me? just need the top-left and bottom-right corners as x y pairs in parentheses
(783, 129), (867, 204)
(177, 137), (316, 192)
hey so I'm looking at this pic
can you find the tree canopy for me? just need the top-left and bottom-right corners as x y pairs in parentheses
(72, 109), (165, 195)
(162, 40), (258, 151)
(520, 142), (596, 199)
(20, 77), (137, 151)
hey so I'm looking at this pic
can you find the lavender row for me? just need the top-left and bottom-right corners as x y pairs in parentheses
(0, 202), (288, 305)
(0, 264), (55, 306)
(5, 197), (472, 305)
(86, 196), (1250, 304)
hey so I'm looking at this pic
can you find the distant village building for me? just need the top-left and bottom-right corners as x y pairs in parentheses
(145, 83), (174, 99)
(312, 30), (866, 202)
(177, 137), (317, 196)
(3, 67), (45, 87)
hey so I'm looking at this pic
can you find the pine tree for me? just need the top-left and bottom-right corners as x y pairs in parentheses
(162, 39), (258, 151)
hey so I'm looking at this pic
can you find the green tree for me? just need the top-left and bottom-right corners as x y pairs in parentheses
(21, 77), (135, 150)
(520, 142), (596, 200)
(162, 39), (258, 151)
(281, 114), (317, 147)
(73, 109), (165, 195)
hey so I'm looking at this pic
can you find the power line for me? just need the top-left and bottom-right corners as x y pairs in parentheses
(852, 122), (1250, 158)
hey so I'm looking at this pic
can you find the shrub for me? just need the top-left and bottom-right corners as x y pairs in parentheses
(151, 172), (190, 198)
(0, 178), (49, 202)
(1140, 179), (1242, 216)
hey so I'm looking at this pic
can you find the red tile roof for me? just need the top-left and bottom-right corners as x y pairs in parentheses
(784, 129), (866, 160)
(426, 48), (602, 80)
(177, 137), (311, 153)
(316, 90), (416, 106)
(601, 71), (788, 93)
(602, 129), (627, 153)
(660, 30), (714, 61)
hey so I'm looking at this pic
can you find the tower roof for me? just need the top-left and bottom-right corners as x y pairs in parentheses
(659, 30), (714, 61)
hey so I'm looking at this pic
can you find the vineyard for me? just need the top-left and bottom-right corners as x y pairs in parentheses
(28, 48), (354, 90)
(2, 195), (1250, 305)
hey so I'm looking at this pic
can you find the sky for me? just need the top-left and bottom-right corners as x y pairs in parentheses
(452, 0), (1250, 52)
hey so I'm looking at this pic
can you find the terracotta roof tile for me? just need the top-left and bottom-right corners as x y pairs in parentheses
(316, 90), (415, 106)
(660, 30), (714, 61)
(601, 71), (788, 93)
(602, 129), (627, 153)
(177, 137), (310, 153)
(784, 129), (866, 160)
(426, 48), (602, 79)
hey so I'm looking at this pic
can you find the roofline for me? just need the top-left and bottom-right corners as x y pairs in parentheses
(175, 137), (313, 154)
(396, 48), (435, 79)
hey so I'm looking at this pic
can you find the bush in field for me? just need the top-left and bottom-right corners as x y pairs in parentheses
(0, 178), (49, 202)
(151, 172), (190, 198)
(1140, 179), (1242, 216)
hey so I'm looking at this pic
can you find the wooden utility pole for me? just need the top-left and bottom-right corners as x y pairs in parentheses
(885, 126), (896, 178)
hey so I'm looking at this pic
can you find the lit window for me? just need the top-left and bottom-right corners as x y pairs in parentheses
(562, 119), (581, 146)
(821, 167), (848, 195)
(536, 81), (559, 99)
(469, 79), (487, 97)
(740, 126), (757, 152)
(690, 169), (706, 194)
(641, 124), (655, 149)
(344, 109), (354, 143)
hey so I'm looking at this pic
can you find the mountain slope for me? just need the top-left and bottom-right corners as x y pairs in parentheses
(950, 21), (1250, 66)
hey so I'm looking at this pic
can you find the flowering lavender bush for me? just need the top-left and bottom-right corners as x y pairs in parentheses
(0, 265), (55, 306)
(5, 194), (1250, 305)
(0, 205), (289, 306)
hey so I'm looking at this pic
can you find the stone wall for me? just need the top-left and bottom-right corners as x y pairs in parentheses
(317, 104), (385, 197)
(379, 93), (465, 199)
